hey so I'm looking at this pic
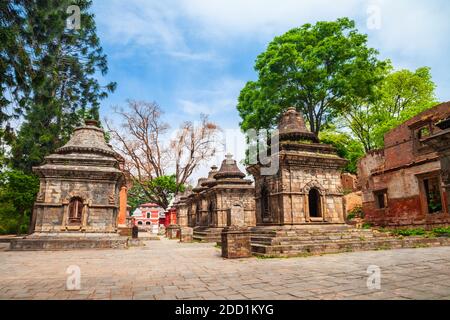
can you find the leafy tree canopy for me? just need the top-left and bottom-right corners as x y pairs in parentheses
(1, 0), (116, 173)
(0, 169), (39, 234)
(237, 18), (389, 135)
(341, 67), (437, 151)
(128, 175), (186, 211)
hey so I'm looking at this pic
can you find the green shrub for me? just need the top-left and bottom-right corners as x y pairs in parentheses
(346, 205), (364, 220)
(392, 228), (426, 236)
(432, 227), (450, 237)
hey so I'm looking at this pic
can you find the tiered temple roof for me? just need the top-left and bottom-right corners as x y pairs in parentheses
(278, 107), (318, 143)
(201, 165), (218, 188)
(214, 154), (252, 186)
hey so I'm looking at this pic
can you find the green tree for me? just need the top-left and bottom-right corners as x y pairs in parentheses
(371, 67), (437, 148)
(342, 67), (437, 151)
(0, 170), (39, 235)
(319, 129), (365, 174)
(128, 175), (185, 211)
(237, 18), (388, 134)
(1, 0), (116, 173)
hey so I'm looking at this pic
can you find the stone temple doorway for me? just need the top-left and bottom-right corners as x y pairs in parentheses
(308, 188), (321, 218)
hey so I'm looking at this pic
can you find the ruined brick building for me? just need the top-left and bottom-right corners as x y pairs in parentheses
(358, 102), (450, 227)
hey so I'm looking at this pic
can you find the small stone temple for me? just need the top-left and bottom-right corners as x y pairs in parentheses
(191, 154), (255, 242)
(10, 120), (128, 250)
(247, 107), (348, 225)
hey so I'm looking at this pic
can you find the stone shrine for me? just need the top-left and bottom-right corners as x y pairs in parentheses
(192, 154), (255, 242)
(247, 107), (348, 225)
(10, 120), (128, 250)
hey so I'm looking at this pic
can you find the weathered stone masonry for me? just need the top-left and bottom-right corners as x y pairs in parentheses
(32, 120), (126, 234)
(247, 107), (348, 225)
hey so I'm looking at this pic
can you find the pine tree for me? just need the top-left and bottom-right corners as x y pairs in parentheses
(1, 0), (116, 172)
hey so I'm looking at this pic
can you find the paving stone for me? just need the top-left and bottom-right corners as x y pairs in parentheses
(0, 238), (449, 300)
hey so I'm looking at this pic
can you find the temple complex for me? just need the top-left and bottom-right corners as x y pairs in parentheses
(10, 120), (129, 250)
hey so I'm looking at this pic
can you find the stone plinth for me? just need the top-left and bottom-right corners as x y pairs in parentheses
(166, 224), (180, 239)
(180, 227), (193, 243)
(221, 226), (252, 259)
(117, 227), (132, 237)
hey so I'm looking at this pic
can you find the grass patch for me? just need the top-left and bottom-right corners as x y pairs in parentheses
(376, 226), (450, 238)
(392, 228), (426, 236)
(432, 227), (450, 237)
(362, 223), (373, 229)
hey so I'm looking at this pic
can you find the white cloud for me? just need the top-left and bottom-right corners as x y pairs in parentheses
(177, 78), (245, 116)
(368, 0), (450, 57)
(94, 0), (216, 61)
(179, 0), (362, 40)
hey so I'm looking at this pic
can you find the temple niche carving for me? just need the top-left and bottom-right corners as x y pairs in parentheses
(31, 120), (126, 234)
(247, 107), (348, 225)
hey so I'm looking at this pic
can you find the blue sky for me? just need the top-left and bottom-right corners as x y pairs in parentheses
(91, 0), (450, 181)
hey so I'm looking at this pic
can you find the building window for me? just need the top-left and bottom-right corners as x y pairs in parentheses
(147, 213), (150, 219)
(146, 221), (151, 225)
(413, 122), (433, 153)
(422, 176), (443, 214)
(374, 190), (388, 209)
(68, 197), (83, 224)
(417, 125), (431, 139)
(137, 221), (143, 225)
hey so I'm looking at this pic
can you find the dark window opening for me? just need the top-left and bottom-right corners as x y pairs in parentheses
(196, 205), (201, 223)
(418, 126), (431, 139)
(208, 201), (215, 225)
(146, 221), (151, 225)
(261, 185), (270, 219)
(138, 221), (143, 225)
(308, 188), (321, 218)
(68, 198), (83, 225)
(423, 177), (443, 214)
(374, 190), (388, 209)
(147, 213), (150, 219)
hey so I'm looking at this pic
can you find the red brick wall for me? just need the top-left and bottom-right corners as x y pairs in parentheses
(383, 102), (450, 170)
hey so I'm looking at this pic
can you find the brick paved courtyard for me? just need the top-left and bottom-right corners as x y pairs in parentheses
(1, 238), (450, 300)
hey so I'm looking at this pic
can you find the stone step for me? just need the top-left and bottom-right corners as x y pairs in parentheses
(251, 237), (450, 257)
(251, 232), (391, 245)
(9, 237), (129, 251)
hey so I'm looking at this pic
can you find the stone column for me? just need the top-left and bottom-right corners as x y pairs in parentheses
(118, 186), (127, 226)
(221, 204), (252, 259)
(117, 186), (132, 236)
